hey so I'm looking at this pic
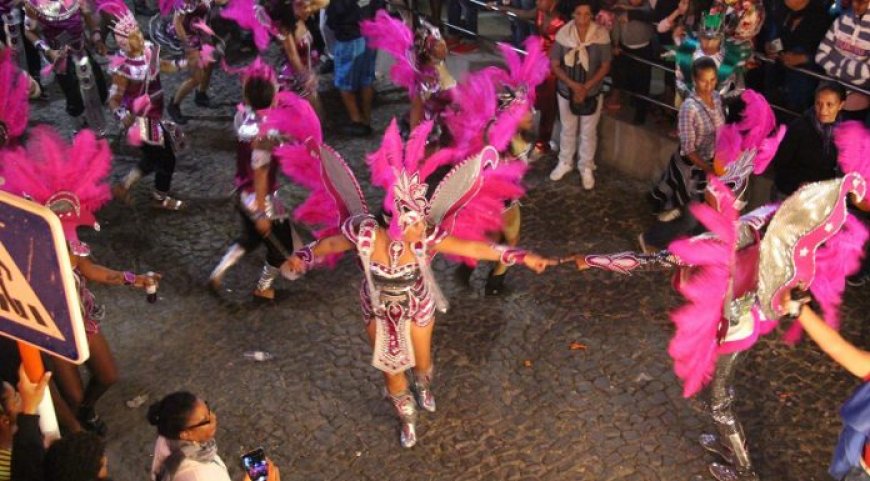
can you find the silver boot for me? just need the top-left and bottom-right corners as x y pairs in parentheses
(699, 433), (733, 464)
(208, 244), (246, 290)
(387, 390), (418, 448)
(254, 264), (279, 299)
(411, 366), (436, 413)
(709, 462), (760, 481)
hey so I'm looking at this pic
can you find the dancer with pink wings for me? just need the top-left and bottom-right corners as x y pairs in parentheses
(279, 120), (556, 448)
(568, 122), (870, 481)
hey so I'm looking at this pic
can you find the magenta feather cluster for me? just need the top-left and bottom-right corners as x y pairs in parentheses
(360, 10), (426, 95)
(220, 0), (274, 51)
(667, 178), (740, 398)
(0, 49), (30, 145)
(0, 127), (113, 239)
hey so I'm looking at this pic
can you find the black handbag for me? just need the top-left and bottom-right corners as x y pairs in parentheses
(563, 49), (598, 116)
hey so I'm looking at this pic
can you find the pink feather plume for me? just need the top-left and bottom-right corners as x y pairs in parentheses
(834, 121), (870, 182)
(1, 126), (112, 240)
(360, 10), (421, 93)
(666, 178), (739, 397)
(158, 0), (183, 16)
(220, 0), (274, 51)
(0, 49), (30, 144)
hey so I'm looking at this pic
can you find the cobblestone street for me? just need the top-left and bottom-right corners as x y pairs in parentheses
(24, 42), (870, 481)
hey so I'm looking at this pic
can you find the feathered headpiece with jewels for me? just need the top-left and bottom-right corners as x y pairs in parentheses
(0, 127), (112, 244)
(95, 0), (139, 49)
(445, 36), (550, 156)
(698, 9), (725, 38)
(414, 16), (442, 61)
(0, 49), (30, 148)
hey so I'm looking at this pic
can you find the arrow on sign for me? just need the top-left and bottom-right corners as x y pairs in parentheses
(0, 241), (65, 341)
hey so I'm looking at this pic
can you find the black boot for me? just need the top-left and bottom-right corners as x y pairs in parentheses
(167, 101), (187, 124)
(194, 90), (211, 108)
(77, 405), (108, 436)
(485, 271), (507, 296)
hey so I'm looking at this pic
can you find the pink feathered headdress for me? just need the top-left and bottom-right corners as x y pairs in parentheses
(715, 89), (784, 174)
(0, 127), (112, 243)
(361, 10), (433, 96)
(445, 37), (550, 156)
(367, 119), (526, 241)
(777, 122), (870, 343)
(223, 56), (277, 85)
(0, 49), (30, 148)
(220, 0), (274, 52)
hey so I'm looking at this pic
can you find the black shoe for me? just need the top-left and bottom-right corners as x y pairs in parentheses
(340, 122), (371, 137)
(484, 272), (507, 296)
(194, 90), (211, 108)
(77, 406), (108, 436)
(167, 102), (187, 125)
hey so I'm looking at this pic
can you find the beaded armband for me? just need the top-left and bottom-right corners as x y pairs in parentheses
(123, 271), (136, 286)
(113, 106), (130, 122)
(295, 241), (316, 269)
(34, 40), (50, 53)
(493, 245), (527, 266)
(584, 251), (684, 275)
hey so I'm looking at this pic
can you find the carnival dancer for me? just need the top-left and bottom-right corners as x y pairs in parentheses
(23, 0), (108, 132)
(153, 0), (224, 124)
(571, 123), (870, 481)
(219, 0), (327, 116)
(0, 47), (30, 150)
(100, 0), (187, 210)
(279, 120), (555, 448)
(0, 126), (161, 435)
(208, 59), (303, 300)
(444, 36), (550, 295)
(2, 0), (43, 93)
(361, 11), (456, 145)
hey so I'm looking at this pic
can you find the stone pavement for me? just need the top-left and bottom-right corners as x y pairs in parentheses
(25, 41), (870, 481)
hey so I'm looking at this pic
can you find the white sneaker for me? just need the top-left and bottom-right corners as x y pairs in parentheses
(549, 162), (573, 181)
(580, 168), (595, 190)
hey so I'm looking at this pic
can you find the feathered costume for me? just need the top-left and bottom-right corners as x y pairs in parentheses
(150, 0), (218, 57)
(208, 58), (310, 296)
(0, 48), (30, 149)
(445, 36), (550, 162)
(584, 123), (870, 480)
(278, 118), (528, 448)
(1, 126), (112, 333)
(24, 0), (107, 131)
(361, 12), (455, 143)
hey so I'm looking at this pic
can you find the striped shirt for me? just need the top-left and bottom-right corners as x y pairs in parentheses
(815, 9), (870, 89)
(678, 92), (725, 160)
(0, 448), (10, 481)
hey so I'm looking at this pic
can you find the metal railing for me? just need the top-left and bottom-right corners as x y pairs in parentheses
(397, 0), (868, 119)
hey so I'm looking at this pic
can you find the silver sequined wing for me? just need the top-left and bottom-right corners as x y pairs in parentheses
(426, 146), (498, 230)
(312, 140), (370, 221)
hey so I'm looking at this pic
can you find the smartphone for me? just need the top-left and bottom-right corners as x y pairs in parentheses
(240, 448), (268, 481)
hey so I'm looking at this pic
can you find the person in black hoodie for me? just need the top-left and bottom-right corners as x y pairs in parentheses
(9, 365), (51, 481)
(771, 81), (846, 198)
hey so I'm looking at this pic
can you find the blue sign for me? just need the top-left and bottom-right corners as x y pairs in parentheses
(0, 191), (88, 363)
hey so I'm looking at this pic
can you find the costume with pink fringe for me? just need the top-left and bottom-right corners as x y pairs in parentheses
(24, 0), (107, 131)
(0, 47), (29, 149)
(361, 12), (455, 144)
(582, 123), (870, 481)
(1, 126), (112, 334)
(99, 0), (186, 209)
(209, 59), (304, 295)
(278, 119), (527, 448)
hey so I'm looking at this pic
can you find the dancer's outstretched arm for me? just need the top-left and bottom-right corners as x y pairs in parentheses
(434, 236), (556, 273)
(281, 234), (355, 273)
(793, 301), (870, 379)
